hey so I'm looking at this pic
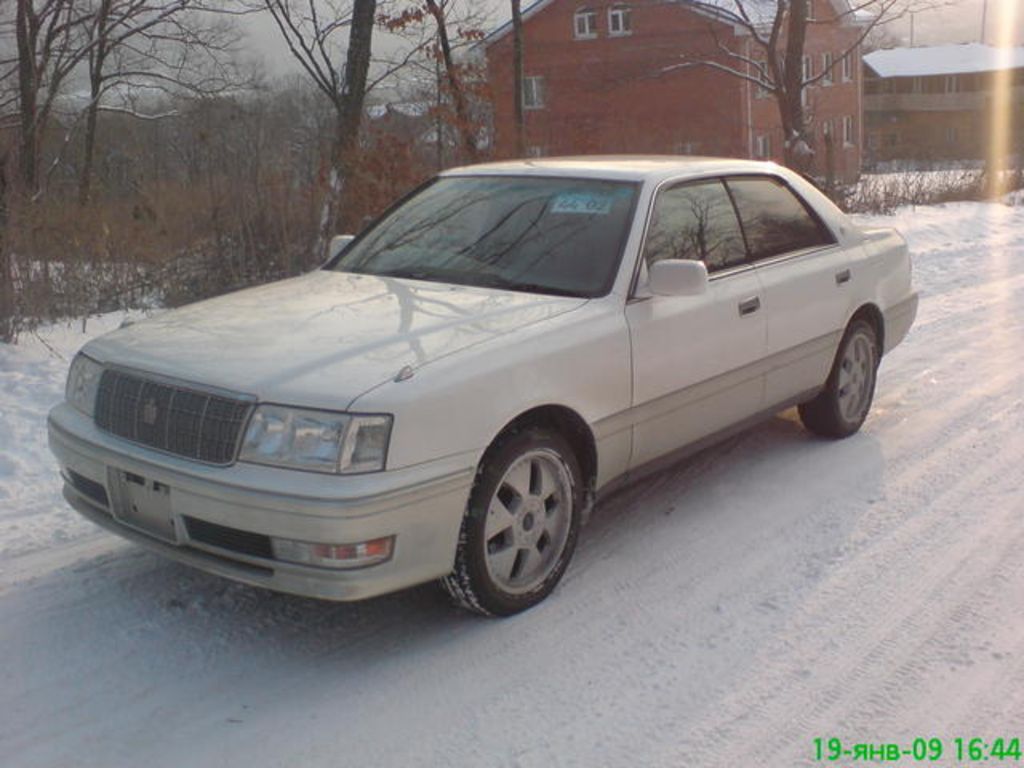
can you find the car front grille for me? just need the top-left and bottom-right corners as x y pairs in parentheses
(94, 369), (252, 465)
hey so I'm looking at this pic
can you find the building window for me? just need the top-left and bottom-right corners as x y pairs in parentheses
(609, 5), (632, 36)
(945, 75), (959, 93)
(523, 76), (545, 109)
(822, 119), (834, 142)
(822, 52), (834, 85)
(753, 59), (771, 98)
(755, 134), (772, 158)
(945, 125), (959, 144)
(843, 115), (855, 146)
(574, 7), (597, 39)
(802, 54), (813, 83)
(841, 53), (853, 82)
(526, 145), (545, 158)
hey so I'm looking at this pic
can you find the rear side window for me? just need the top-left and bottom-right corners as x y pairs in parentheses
(725, 177), (835, 261)
(643, 180), (747, 272)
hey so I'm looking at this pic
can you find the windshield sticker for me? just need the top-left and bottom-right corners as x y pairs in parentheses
(550, 192), (614, 215)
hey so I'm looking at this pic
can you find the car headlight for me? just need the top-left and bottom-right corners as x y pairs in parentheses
(238, 405), (392, 474)
(65, 354), (104, 417)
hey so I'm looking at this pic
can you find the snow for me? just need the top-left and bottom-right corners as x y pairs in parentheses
(864, 43), (1024, 79)
(0, 313), (140, 560)
(2, 199), (1024, 766)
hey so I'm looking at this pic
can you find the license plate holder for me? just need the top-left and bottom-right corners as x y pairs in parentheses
(108, 469), (178, 543)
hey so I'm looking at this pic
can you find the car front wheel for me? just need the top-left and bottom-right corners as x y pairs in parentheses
(799, 319), (880, 438)
(442, 427), (582, 616)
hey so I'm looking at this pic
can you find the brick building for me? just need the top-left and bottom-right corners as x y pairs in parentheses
(863, 44), (1024, 165)
(484, 0), (865, 181)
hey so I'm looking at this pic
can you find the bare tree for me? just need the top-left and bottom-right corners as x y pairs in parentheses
(665, 0), (940, 170)
(385, 0), (489, 166)
(510, 0), (524, 156)
(3, 0), (93, 193)
(260, 0), (376, 260)
(423, 0), (477, 161)
(77, 0), (244, 204)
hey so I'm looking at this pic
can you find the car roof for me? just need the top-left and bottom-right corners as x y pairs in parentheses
(440, 155), (788, 184)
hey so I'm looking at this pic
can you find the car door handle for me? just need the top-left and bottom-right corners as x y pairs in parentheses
(835, 268), (851, 285)
(738, 296), (761, 317)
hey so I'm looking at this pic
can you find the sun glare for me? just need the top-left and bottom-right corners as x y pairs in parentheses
(987, 0), (1020, 196)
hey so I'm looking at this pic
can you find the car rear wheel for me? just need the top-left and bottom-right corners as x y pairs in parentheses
(442, 428), (582, 616)
(799, 319), (879, 438)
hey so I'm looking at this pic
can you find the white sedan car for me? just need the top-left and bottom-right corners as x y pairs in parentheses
(50, 157), (917, 615)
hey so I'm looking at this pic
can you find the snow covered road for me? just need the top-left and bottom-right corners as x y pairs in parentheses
(2, 201), (1022, 768)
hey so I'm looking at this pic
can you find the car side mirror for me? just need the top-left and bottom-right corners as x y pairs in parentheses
(648, 259), (708, 297)
(328, 234), (355, 261)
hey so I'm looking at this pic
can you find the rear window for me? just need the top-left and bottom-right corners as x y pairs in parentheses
(725, 177), (835, 261)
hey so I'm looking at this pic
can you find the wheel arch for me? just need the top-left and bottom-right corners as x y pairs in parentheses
(849, 302), (885, 356)
(484, 405), (598, 507)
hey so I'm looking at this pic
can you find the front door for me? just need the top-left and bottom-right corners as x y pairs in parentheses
(625, 178), (767, 469)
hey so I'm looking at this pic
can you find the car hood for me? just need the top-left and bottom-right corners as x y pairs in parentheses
(84, 270), (588, 410)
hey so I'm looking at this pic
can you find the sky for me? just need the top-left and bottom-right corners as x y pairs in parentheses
(238, 0), (1024, 79)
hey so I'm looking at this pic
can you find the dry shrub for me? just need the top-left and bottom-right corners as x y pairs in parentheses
(340, 133), (437, 232)
(1, 128), (438, 342)
(838, 168), (988, 215)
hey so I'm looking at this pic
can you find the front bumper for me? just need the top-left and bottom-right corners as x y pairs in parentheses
(48, 403), (475, 601)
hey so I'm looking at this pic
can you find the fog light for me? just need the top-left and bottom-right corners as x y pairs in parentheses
(271, 535), (395, 569)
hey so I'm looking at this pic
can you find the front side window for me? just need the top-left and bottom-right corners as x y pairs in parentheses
(523, 76), (545, 109)
(724, 176), (835, 261)
(574, 8), (597, 38)
(643, 180), (747, 272)
(333, 176), (640, 298)
(822, 52), (834, 85)
(842, 52), (854, 81)
(609, 5), (632, 35)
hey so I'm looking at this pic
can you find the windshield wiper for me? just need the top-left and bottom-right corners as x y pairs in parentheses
(375, 269), (582, 298)
(475, 276), (582, 298)
(377, 268), (446, 282)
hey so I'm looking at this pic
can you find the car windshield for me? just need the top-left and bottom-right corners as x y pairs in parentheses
(331, 175), (639, 297)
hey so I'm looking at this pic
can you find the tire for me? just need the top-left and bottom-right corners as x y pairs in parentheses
(799, 319), (880, 439)
(442, 427), (583, 617)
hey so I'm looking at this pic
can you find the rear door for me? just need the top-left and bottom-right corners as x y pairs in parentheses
(625, 178), (767, 469)
(724, 176), (853, 406)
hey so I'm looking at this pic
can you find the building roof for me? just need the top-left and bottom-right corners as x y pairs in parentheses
(484, 0), (857, 44)
(864, 44), (1024, 78)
